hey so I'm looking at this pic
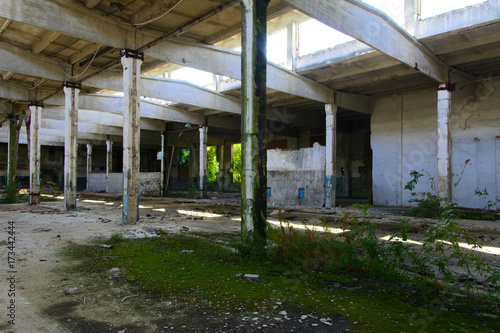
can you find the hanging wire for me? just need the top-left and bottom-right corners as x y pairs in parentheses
(133, 0), (184, 26)
(59, 45), (101, 79)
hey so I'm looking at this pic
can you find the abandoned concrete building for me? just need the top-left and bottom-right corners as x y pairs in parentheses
(0, 0), (499, 227)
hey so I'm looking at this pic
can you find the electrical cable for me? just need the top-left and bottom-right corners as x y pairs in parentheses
(59, 45), (101, 79)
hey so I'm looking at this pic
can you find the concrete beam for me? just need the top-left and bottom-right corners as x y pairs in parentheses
(131, 0), (182, 25)
(417, 0), (500, 39)
(0, 41), (70, 81)
(33, 31), (61, 54)
(0, 18), (11, 35)
(0, 80), (35, 101)
(84, 71), (242, 114)
(334, 92), (371, 115)
(84, 0), (102, 9)
(144, 38), (335, 103)
(296, 40), (377, 74)
(0, 0), (133, 49)
(77, 94), (204, 125)
(282, 0), (449, 82)
(0, 100), (12, 114)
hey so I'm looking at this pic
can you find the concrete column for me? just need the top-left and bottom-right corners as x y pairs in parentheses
(199, 125), (208, 198)
(160, 131), (167, 195)
(404, 0), (420, 35)
(286, 21), (298, 71)
(121, 49), (143, 224)
(86, 143), (93, 191)
(29, 105), (42, 204)
(325, 104), (337, 209)
(6, 115), (18, 198)
(106, 139), (113, 192)
(63, 83), (80, 211)
(240, 0), (269, 246)
(437, 83), (452, 204)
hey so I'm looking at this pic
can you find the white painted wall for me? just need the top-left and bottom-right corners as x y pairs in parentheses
(372, 78), (500, 209)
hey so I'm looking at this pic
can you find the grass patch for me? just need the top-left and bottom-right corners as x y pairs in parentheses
(66, 233), (499, 333)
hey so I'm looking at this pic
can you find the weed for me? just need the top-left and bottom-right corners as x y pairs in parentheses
(107, 233), (124, 244)
(405, 170), (444, 218)
(214, 203), (226, 214)
(1, 184), (21, 203)
(475, 188), (499, 211)
(40, 179), (60, 194)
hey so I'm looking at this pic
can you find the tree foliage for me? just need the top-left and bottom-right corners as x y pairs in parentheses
(178, 149), (190, 167)
(230, 143), (241, 183)
(207, 146), (219, 183)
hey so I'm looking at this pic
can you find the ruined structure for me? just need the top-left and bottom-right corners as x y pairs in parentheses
(1, 0), (499, 231)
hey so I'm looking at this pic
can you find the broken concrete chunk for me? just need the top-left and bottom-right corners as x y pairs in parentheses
(65, 287), (80, 295)
(243, 274), (259, 279)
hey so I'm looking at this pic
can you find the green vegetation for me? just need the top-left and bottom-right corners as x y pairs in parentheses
(207, 146), (219, 183)
(107, 232), (124, 245)
(1, 184), (20, 203)
(178, 148), (190, 167)
(67, 206), (499, 332)
(405, 170), (500, 220)
(230, 143), (241, 183)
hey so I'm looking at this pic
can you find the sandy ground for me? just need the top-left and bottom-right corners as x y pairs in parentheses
(0, 193), (498, 332)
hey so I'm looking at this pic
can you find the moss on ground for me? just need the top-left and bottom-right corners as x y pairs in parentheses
(65, 234), (499, 333)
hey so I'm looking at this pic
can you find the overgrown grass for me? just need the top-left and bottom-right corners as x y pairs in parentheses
(66, 225), (500, 333)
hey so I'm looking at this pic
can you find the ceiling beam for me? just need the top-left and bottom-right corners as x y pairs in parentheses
(84, 0), (102, 9)
(84, 71), (242, 114)
(296, 40), (376, 74)
(131, 0), (183, 25)
(417, 0), (500, 39)
(70, 43), (100, 64)
(282, 0), (450, 83)
(0, 0), (134, 49)
(0, 41), (70, 81)
(204, 2), (292, 44)
(41, 107), (164, 132)
(33, 30), (62, 54)
(145, 38), (335, 103)
(44, 93), (205, 126)
(0, 18), (11, 36)
(0, 80), (34, 101)
(2, 71), (14, 80)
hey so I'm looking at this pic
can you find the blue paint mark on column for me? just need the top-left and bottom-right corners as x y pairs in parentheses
(123, 196), (128, 223)
(325, 176), (333, 209)
(137, 195), (140, 222)
(267, 187), (272, 197)
(299, 188), (305, 200)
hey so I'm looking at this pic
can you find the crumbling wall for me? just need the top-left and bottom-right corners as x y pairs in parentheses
(88, 172), (161, 196)
(371, 78), (500, 209)
(267, 142), (325, 207)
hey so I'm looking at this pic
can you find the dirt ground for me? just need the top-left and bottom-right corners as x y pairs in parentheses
(0, 193), (499, 333)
